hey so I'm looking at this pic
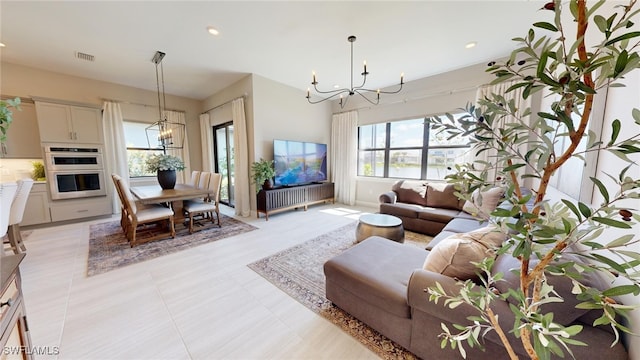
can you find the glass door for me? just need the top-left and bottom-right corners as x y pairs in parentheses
(214, 122), (235, 207)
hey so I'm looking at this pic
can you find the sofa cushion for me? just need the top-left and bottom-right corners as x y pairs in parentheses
(442, 218), (486, 234)
(426, 183), (461, 210)
(392, 180), (428, 206)
(416, 207), (461, 223)
(324, 236), (428, 318)
(462, 186), (505, 219)
(423, 225), (507, 280)
(426, 230), (457, 251)
(380, 202), (423, 219)
(491, 252), (611, 326)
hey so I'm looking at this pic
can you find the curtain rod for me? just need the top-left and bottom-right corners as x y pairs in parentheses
(332, 84), (480, 115)
(100, 97), (185, 113)
(201, 95), (246, 115)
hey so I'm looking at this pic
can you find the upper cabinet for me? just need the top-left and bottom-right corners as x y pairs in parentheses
(35, 102), (103, 144)
(1, 102), (42, 158)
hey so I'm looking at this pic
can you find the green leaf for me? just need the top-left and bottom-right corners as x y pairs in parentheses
(562, 199), (582, 221)
(578, 202), (592, 218)
(606, 234), (635, 248)
(592, 217), (632, 229)
(593, 15), (608, 33)
(602, 285), (640, 297)
(614, 50), (629, 77)
(534, 22), (558, 32)
(607, 119), (621, 146)
(590, 254), (627, 274)
(632, 108), (640, 124)
(604, 31), (640, 46)
(590, 177), (609, 204)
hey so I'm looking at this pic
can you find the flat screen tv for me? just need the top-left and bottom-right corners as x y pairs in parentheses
(273, 139), (327, 187)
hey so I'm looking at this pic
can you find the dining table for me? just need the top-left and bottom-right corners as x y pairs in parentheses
(130, 184), (211, 226)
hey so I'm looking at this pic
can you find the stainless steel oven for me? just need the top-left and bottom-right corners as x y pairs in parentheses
(44, 145), (107, 200)
(45, 145), (103, 170)
(48, 169), (107, 200)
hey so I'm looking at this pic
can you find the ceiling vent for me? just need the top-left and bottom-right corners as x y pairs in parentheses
(75, 51), (95, 62)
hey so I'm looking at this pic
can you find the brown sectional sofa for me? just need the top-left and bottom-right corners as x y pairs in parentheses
(323, 180), (628, 359)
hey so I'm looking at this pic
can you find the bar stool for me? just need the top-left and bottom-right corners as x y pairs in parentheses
(1, 182), (18, 255)
(7, 179), (34, 254)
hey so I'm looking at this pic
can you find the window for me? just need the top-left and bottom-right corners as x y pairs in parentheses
(123, 121), (164, 177)
(357, 115), (470, 180)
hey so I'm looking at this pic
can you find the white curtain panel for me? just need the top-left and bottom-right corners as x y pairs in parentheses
(102, 101), (130, 213)
(331, 110), (358, 205)
(164, 110), (191, 184)
(475, 80), (531, 183)
(232, 98), (251, 217)
(199, 113), (214, 172)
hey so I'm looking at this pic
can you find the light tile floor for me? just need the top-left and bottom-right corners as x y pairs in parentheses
(19, 203), (379, 359)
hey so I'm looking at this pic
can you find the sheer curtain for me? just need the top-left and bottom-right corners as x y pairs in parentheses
(232, 98), (250, 217)
(475, 80), (531, 183)
(199, 113), (214, 172)
(102, 101), (129, 213)
(331, 110), (358, 205)
(164, 110), (191, 184)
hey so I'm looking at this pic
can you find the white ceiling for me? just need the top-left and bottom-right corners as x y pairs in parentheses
(1, 1), (554, 100)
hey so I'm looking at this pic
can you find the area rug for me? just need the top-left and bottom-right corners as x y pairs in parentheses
(248, 222), (431, 359)
(88, 214), (257, 277)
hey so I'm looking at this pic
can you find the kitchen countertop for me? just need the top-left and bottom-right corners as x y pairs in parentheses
(1, 253), (26, 290)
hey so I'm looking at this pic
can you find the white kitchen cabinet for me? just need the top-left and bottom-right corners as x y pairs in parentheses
(35, 102), (103, 144)
(48, 196), (111, 222)
(1, 102), (42, 158)
(21, 182), (51, 226)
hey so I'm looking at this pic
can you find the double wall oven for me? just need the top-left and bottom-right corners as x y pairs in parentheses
(44, 145), (107, 200)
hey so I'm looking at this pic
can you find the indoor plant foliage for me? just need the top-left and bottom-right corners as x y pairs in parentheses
(426, 1), (640, 359)
(251, 158), (276, 192)
(0, 97), (21, 143)
(145, 154), (185, 172)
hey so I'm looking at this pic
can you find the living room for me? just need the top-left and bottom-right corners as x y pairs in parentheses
(1, 1), (640, 359)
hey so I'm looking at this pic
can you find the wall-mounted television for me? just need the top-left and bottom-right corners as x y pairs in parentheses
(274, 139), (327, 187)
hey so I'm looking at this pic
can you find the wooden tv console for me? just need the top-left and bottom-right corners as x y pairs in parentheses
(256, 182), (334, 220)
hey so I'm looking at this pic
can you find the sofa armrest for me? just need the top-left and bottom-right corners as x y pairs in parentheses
(379, 191), (397, 204)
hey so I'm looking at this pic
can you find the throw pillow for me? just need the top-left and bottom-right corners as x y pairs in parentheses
(425, 183), (461, 210)
(392, 180), (428, 206)
(423, 225), (507, 280)
(462, 187), (505, 219)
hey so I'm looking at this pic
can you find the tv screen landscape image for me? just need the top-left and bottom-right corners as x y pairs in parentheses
(274, 139), (327, 187)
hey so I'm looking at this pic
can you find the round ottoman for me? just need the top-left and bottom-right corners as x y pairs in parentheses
(355, 213), (404, 243)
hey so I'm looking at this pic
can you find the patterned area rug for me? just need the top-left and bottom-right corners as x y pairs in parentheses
(88, 214), (257, 276)
(248, 222), (432, 360)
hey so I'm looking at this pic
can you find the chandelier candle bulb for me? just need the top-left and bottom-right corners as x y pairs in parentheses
(401, 72), (404, 84)
(364, 61), (367, 73)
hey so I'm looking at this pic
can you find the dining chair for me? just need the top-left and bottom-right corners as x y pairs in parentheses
(115, 177), (176, 247)
(183, 172), (222, 233)
(188, 170), (201, 187)
(112, 174), (130, 234)
(196, 171), (211, 190)
(6, 178), (34, 254)
(1, 183), (18, 255)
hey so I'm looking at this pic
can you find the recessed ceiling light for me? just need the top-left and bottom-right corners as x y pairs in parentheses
(465, 42), (477, 49)
(0, 43), (5, 47)
(333, 84), (340, 89)
(207, 26), (219, 36)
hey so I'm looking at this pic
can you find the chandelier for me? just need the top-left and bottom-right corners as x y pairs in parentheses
(306, 35), (404, 109)
(146, 51), (185, 152)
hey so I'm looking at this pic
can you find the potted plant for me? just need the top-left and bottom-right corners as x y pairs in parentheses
(426, 1), (640, 359)
(251, 158), (275, 192)
(0, 97), (21, 143)
(145, 154), (185, 190)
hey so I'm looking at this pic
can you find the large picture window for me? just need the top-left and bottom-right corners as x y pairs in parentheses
(357, 116), (470, 180)
(123, 121), (164, 177)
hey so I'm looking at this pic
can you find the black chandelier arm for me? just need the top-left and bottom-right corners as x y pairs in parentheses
(306, 89), (351, 104)
(353, 89), (381, 106)
(311, 83), (352, 95)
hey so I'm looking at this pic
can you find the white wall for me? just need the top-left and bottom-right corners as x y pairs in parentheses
(0, 62), (203, 170)
(592, 70), (640, 358)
